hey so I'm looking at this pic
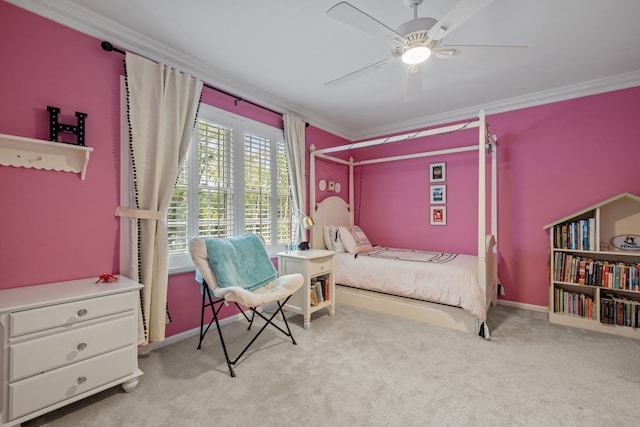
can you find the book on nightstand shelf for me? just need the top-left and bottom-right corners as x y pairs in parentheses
(310, 276), (328, 306)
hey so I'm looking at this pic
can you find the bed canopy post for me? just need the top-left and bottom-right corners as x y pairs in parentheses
(349, 157), (355, 224)
(477, 110), (487, 256)
(477, 110), (487, 309)
(491, 136), (498, 242)
(309, 144), (317, 215)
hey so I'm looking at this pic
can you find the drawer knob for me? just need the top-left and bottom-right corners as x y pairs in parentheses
(77, 308), (88, 317)
(77, 342), (88, 351)
(77, 376), (87, 385)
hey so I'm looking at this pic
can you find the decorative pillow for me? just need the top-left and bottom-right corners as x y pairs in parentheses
(323, 225), (346, 252)
(339, 226), (372, 254)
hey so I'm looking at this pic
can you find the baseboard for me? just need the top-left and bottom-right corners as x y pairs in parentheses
(138, 312), (245, 355)
(497, 299), (547, 313)
(137, 302), (283, 355)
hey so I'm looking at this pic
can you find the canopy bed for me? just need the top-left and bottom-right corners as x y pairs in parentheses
(308, 111), (498, 338)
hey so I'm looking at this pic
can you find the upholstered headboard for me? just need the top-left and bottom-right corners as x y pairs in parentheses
(311, 196), (353, 249)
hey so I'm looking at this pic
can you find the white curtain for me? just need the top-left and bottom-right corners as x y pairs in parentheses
(118, 52), (203, 345)
(283, 115), (307, 242)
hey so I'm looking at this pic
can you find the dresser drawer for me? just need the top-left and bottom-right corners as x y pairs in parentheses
(9, 314), (136, 382)
(9, 292), (135, 337)
(9, 346), (136, 420)
(307, 257), (332, 277)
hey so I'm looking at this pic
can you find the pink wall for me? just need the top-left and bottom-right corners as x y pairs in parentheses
(355, 123), (482, 254)
(306, 126), (351, 206)
(2, 1), (639, 336)
(0, 2), (123, 287)
(492, 92), (640, 306)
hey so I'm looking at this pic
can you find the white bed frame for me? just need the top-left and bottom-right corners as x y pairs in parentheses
(308, 110), (498, 336)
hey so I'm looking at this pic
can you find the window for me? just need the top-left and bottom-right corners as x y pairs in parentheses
(167, 104), (292, 272)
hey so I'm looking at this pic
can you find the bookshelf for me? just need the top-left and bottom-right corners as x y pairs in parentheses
(277, 249), (335, 330)
(543, 193), (640, 339)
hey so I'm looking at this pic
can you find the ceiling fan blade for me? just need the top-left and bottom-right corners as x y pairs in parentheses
(325, 56), (399, 88)
(404, 64), (423, 103)
(433, 44), (528, 57)
(427, 0), (496, 41)
(327, 1), (406, 42)
(440, 44), (529, 49)
(433, 49), (456, 58)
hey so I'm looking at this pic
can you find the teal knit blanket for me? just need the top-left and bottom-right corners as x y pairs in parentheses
(204, 234), (277, 291)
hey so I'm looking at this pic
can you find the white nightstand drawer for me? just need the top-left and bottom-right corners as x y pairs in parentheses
(9, 292), (135, 337)
(9, 314), (136, 381)
(307, 257), (332, 277)
(9, 346), (136, 420)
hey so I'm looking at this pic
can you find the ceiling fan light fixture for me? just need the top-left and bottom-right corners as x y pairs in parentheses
(401, 45), (431, 64)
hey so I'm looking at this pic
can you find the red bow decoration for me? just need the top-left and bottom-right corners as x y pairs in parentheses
(96, 273), (118, 284)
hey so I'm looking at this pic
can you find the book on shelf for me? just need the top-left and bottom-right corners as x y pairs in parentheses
(310, 278), (327, 306)
(318, 276), (328, 301)
(600, 293), (640, 327)
(554, 287), (594, 319)
(310, 283), (319, 306)
(553, 254), (640, 291)
(553, 218), (596, 250)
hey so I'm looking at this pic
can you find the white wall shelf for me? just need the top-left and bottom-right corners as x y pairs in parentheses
(0, 133), (93, 180)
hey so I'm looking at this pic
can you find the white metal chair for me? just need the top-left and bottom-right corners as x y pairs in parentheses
(189, 234), (303, 377)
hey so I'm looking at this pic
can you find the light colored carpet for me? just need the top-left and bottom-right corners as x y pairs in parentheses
(24, 304), (640, 426)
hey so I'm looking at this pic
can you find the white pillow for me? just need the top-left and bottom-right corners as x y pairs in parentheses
(323, 225), (346, 252)
(339, 226), (372, 254)
(322, 226), (332, 250)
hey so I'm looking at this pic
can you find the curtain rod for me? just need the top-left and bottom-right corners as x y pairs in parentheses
(100, 41), (308, 126)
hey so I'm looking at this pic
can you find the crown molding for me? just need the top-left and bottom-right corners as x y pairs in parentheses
(351, 70), (640, 140)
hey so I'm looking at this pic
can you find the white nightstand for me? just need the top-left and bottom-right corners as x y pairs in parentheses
(277, 249), (336, 330)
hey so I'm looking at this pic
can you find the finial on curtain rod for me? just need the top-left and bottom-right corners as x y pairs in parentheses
(100, 41), (125, 55)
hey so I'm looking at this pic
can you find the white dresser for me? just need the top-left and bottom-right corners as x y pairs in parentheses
(0, 276), (143, 426)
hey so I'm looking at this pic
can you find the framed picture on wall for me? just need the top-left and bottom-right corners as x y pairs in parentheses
(430, 184), (446, 204)
(430, 206), (447, 226)
(429, 162), (446, 182)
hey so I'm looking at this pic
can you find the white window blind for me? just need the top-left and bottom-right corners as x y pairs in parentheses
(167, 104), (292, 272)
(167, 158), (188, 255)
(244, 132), (272, 240)
(196, 121), (234, 240)
(276, 139), (291, 243)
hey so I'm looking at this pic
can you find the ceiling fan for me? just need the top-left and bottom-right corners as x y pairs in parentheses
(325, 0), (523, 101)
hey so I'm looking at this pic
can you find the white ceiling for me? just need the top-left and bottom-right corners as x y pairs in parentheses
(10, 0), (640, 140)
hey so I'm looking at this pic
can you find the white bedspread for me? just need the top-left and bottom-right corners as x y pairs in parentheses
(334, 248), (486, 321)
